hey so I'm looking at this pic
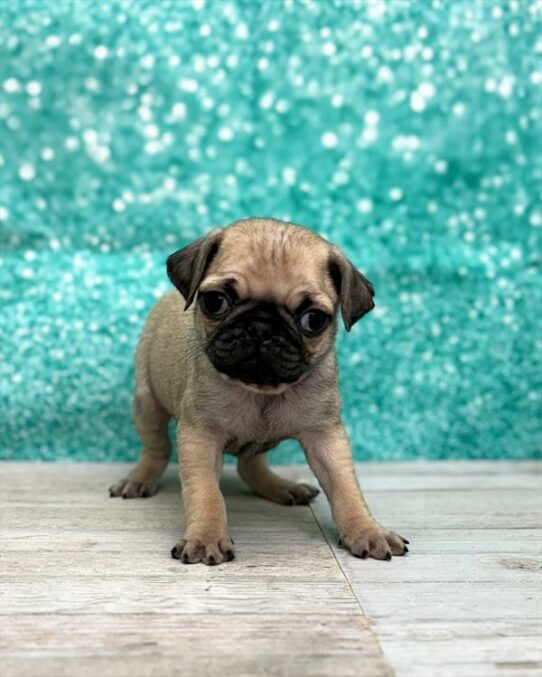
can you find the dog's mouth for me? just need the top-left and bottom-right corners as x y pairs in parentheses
(206, 337), (309, 392)
(208, 352), (308, 390)
(205, 303), (310, 391)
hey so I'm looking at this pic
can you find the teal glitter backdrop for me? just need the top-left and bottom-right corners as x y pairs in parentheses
(1, 0), (541, 462)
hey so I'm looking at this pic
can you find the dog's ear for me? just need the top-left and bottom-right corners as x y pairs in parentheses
(167, 229), (223, 309)
(328, 248), (375, 331)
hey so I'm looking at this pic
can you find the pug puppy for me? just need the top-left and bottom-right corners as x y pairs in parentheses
(110, 218), (409, 565)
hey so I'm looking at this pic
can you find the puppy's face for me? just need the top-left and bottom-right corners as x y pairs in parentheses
(167, 219), (374, 393)
(197, 238), (336, 392)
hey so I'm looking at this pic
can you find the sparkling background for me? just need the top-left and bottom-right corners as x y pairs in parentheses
(1, 0), (541, 462)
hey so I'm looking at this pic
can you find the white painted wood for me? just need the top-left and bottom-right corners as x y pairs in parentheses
(3, 527), (540, 555)
(3, 549), (541, 584)
(376, 619), (542, 659)
(310, 484), (542, 532)
(1, 460), (540, 492)
(0, 654), (391, 677)
(313, 485), (542, 514)
(1, 461), (541, 677)
(308, 462), (542, 677)
(376, 661), (542, 677)
(0, 545), (344, 579)
(347, 582), (542, 622)
(1, 576), (362, 615)
(3, 492), (540, 531)
(4, 486), (541, 511)
(376, 620), (542, 677)
(0, 462), (390, 677)
(0, 612), (381, 655)
(285, 464), (542, 492)
(328, 552), (542, 584)
(2, 459), (537, 477)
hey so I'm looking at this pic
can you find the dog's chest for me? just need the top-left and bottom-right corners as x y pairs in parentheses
(221, 395), (299, 456)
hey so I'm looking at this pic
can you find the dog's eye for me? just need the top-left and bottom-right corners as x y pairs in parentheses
(200, 291), (230, 318)
(299, 309), (330, 336)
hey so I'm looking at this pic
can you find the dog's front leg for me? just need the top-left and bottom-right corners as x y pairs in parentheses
(300, 424), (409, 560)
(171, 418), (234, 565)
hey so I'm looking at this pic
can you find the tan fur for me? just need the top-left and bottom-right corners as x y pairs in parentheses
(110, 218), (408, 565)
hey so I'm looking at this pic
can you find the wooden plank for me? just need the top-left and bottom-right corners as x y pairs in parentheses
(3, 474), (541, 501)
(2, 527), (541, 555)
(313, 489), (542, 516)
(356, 461), (541, 477)
(0, 499), (328, 533)
(0, 541), (344, 580)
(0, 653), (391, 677)
(284, 465), (542, 492)
(3, 496), (540, 532)
(347, 582), (542, 623)
(307, 464), (542, 677)
(376, 661), (542, 677)
(310, 485), (541, 536)
(322, 552), (542, 584)
(353, 474), (542, 492)
(1, 463), (540, 501)
(0, 460), (393, 677)
(2, 461), (541, 677)
(0, 573), (362, 617)
(312, 510), (540, 531)
(2, 460), (539, 478)
(376, 619), (542, 658)
(3, 550), (540, 583)
(380, 528), (542, 555)
(0, 612), (381, 656)
(376, 621), (542, 677)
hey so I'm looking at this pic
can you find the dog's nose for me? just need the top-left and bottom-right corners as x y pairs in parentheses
(247, 320), (273, 342)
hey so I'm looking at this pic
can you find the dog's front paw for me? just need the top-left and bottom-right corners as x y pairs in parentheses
(171, 533), (235, 566)
(339, 521), (409, 561)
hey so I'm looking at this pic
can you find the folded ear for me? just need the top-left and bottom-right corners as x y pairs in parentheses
(328, 248), (375, 331)
(166, 229), (223, 309)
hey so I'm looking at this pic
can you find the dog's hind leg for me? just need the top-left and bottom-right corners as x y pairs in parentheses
(237, 454), (319, 506)
(109, 387), (172, 499)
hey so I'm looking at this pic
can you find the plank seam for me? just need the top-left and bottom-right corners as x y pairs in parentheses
(308, 502), (396, 677)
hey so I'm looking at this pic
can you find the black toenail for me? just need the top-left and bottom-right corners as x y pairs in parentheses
(402, 538), (410, 545)
(361, 550), (368, 559)
(207, 555), (216, 565)
(337, 537), (343, 547)
(225, 550), (235, 561)
(181, 553), (189, 563)
(171, 547), (179, 559)
(385, 552), (391, 561)
(404, 546), (409, 553)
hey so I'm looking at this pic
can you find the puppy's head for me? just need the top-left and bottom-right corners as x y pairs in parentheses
(167, 218), (374, 394)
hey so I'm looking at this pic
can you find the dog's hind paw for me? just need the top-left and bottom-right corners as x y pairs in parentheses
(109, 478), (158, 499)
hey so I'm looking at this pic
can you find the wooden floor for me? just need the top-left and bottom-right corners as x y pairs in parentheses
(1, 461), (541, 677)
